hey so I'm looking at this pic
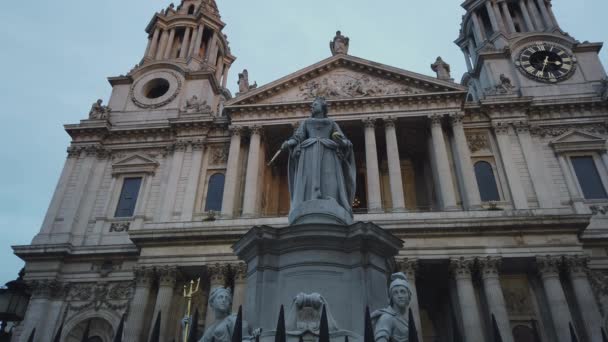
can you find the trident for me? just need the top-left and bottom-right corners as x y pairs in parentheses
(182, 278), (201, 342)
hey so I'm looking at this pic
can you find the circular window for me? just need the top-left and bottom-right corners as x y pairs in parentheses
(144, 78), (170, 99)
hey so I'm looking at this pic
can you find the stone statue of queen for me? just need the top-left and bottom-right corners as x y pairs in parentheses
(281, 97), (356, 225)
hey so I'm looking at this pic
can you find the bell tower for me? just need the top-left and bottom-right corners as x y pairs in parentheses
(455, 0), (606, 101)
(106, 0), (235, 119)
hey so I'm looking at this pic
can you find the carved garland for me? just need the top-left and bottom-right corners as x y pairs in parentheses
(530, 123), (608, 138)
(66, 282), (134, 317)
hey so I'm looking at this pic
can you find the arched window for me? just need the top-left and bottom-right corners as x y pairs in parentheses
(474, 161), (500, 202)
(205, 173), (225, 212)
(188, 5), (195, 14)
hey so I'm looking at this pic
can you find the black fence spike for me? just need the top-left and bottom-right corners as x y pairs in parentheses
(569, 323), (579, 342)
(52, 322), (64, 342)
(275, 305), (286, 342)
(188, 309), (200, 342)
(364, 306), (374, 342)
(112, 314), (126, 342)
(344, 335), (350, 342)
(408, 308), (419, 342)
(491, 314), (503, 342)
(80, 319), (92, 342)
(602, 328), (608, 342)
(319, 305), (330, 342)
(26, 328), (35, 342)
(232, 306), (243, 342)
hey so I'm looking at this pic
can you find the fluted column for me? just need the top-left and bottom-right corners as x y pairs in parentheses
(536, 256), (575, 342)
(160, 142), (187, 221)
(429, 114), (458, 210)
(535, 0), (554, 28)
(514, 122), (553, 208)
(485, 1), (500, 33)
(181, 141), (205, 221)
(493, 123), (528, 209)
(450, 113), (482, 210)
(149, 267), (177, 342)
(19, 280), (59, 342)
(125, 267), (155, 342)
(192, 24), (205, 58)
(205, 264), (229, 326)
(478, 257), (515, 342)
(187, 26), (199, 58)
(526, 0), (544, 30)
(242, 126), (263, 217)
(364, 118), (382, 212)
(232, 263), (247, 312)
(471, 12), (486, 44)
(450, 258), (484, 342)
(155, 29), (169, 60)
(179, 28), (191, 59)
(397, 259), (422, 342)
(147, 28), (161, 59)
(519, 0), (535, 31)
(384, 117), (406, 211)
(221, 127), (243, 218)
(163, 29), (176, 59)
(564, 256), (604, 342)
(501, 1), (517, 33)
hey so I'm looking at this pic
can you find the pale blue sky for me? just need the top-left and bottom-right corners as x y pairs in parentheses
(0, 0), (606, 285)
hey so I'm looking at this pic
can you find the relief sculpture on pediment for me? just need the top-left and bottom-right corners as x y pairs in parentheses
(297, 72), (422, 100)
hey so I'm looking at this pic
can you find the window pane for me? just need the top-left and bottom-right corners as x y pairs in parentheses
(474, 161), (500, 202)
(114, 177), (142, 217)
(571, 156), (608, 199)
(205, 173), (225, 212)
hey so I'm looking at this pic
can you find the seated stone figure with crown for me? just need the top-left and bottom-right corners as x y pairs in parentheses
(199, 287), (260, 342)
(371, 273), (412, 342)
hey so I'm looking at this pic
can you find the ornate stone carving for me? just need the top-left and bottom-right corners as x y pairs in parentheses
(363, 117), (376, 129)
(28, 280), (67, 300)
(371, 273), (412, 342)
(110, 222), (130, 232)
(503, 287), (534, 316)
(88, 99), (111, 120)
(130, 71), (182, 109)
(466, 133), (490, 153)
(513, 120), (530, 134)
(210, 146), (229, 165)
(536, 255), (562, 277)
(564, 255), (589, 277)
(477, 256), (502, 278)
(530, 123), (608, 137)
(396, 258), (418, 281)
(157, 266), (178, 287)
(450, 257), (475, 279)
(493, 122), (510, 135)
(588, 270), (608, 316)
(250, 125), (264, 136)
(180, 95), (213, 114)
(298, 74), (420, 100)
(428, 114), (443, 126)
(134, 266), (155, 287)
(207, 263), (229, 286)
(330, 31), (349, 56)
(201, 287), (259, 342)
(431, 57), (452, 81)
(449, 112), (465, 126)
(229, 125), (244, 137)
(484, 74), (515, 96)
(66, 282), (133, 314)
(237, 69), (257, 95)
(590, 205), (608, 216)
(384, 116), (396, 129)
(232, 262), (247, 283)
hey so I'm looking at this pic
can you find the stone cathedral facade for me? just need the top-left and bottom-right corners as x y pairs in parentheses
(11, 0), (608, 341)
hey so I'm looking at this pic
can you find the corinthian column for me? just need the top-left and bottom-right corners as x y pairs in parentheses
(149, 266), (178, 342)
(478, 257), (515, 342)
(242, 126), (263, 217)
(19, 280), (58, 342)
(205, 263), (229, 326)
(396, 259), (422, 342)
(232, 263), (248, 312)
(384, 117), (406, 211)
(125, 267), (155, 342)
(221, 127), (243, 218)
(536, 256), (575, 342)
(429, 114), (458, 210)
(450, 257), (484, 342)
(450, 113), (482, 210)
(564, 256), (604, 342)
(363, 118), (382, 212)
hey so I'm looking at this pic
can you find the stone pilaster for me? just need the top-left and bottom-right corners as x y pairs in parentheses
(396, 259), (422, 342)
(205, 263), (229, 326)
(179, 27), (191, 59)
(429, 114), (458, 210)
(221, 126), (243, 218)
(181, 140), (206, 221)
(147, 28), (161, 59)
(20, 280), (65, 342)
(231, 263), (247, 312)
(149, 266), (178, 342)
(478, 257), (514, 342)
(564, 256), (604, 342)
(242, 126), (263, 217)
(125, 267), (155, 342)
(384, 117), (406, 211)
(501, 1), (517, 33)
(160, 141), (187, 221)
(519, 0), (535, 31)
(535, 0), (554, 28)
(163, 29), (176, 59)
(484, 1), (500, 33)
(363, 118), (382, 212)
(450, 113), (482, 210)
(493, 122), (529, 209)
(536, 256), (575, 342)
(450, 257), (484, 342)
(156, 29), (169, 60)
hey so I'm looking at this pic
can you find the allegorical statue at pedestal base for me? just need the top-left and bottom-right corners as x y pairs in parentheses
(371, 273), (412, 342)
(280, 97), (356, 225)
(200, 287), (260, 342)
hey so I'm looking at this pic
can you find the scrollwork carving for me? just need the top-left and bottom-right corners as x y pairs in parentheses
(466, 133), (490, 153)
(477, 256), (502, 278)
(110, 222), (130, 233)
(66, 282), (133, 315)
(536, 255), (562, 277)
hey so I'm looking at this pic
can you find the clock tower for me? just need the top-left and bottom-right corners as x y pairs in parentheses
(455, 0), (607, 101)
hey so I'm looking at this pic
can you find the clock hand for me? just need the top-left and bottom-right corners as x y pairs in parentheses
(541, 56), (549, 73)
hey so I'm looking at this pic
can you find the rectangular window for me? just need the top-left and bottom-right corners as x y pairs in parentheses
(114, 177), (143, 217)
(571, 156), (608, 199)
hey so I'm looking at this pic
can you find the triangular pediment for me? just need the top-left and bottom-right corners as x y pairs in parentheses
(550, 130), (606, 144)
(112, 154), (159, 175)
(550, 129), (607, 153)
(227, 54), (466, 106)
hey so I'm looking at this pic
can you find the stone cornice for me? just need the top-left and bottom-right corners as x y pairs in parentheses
(13, 243), (139, 262)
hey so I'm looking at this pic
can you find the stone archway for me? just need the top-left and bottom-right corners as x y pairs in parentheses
(64, 317), (114, 342)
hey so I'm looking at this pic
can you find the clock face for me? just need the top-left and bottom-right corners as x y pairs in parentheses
(516, 42), (576, 83)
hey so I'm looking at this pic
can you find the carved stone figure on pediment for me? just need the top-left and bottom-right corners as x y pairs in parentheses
(371, 273), (412, 342)
(485, 74), (515, 96)
(330, 31), (350, 56)
(237, 69), (258, 95)
(181, 95), (213, 114)
(431, 57), (452, 81)
(298, 74), (419, 101)
(89, 99), (111, 120)
(199, 287), (260, 342)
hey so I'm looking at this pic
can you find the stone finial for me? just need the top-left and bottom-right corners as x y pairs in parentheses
(330, 31), (350, 56)
(237, 69), (257, 95)
(431, 57), (453, 81)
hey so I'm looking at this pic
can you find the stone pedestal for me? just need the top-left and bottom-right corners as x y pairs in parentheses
(233, 221), (403, 340)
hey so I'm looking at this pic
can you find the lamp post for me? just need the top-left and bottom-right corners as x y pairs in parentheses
(0, 269), (31, 342)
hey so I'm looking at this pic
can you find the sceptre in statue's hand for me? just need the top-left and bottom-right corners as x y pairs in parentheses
(267, 139), (297, 166)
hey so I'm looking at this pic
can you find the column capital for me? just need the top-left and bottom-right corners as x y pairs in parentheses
(536, 255), (562, 278)
(134, 266), (155, 288)
(229, 125), (244, 136)
(428, 113), (444, 126)
(191, 138), (206, 151)
(383, 116), (397, 129)
(449, 112), (465, 126)
(157, 266), (178, 288)
(396, 258), (418, 281)
(564, 255), (590, 278)
(207, 263), (229, 286)
(231, 262), (248, 283)
(249, 125), (264, 136)
(363, 117), (377, 129)
(513, 120), (530, 134)
(492, 122), (511, 135)
(450, 257), (475, 279)
(477, 256), (502, 279)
